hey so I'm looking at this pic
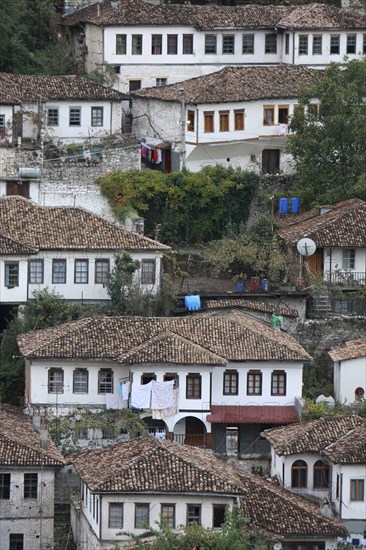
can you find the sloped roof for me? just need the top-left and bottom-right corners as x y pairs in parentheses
(278, 198), (366, 247)
(72, 435), (347, 538)
(131, 65), (317, 105)
(0, 403), (64, 467)
(0, 234), (37, 255)
(17, 313), (311, 362)
(262, 415), (365, 456)
(0, 196), (169, 252)
(0, 73), (125, 104)
(322, 423), (366, 464)
(205, 299), (299, 318)
(64, 0), (366, 32)
(328, 338), (366, 362)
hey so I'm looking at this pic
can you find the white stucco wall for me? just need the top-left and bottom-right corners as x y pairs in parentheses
(334, 356), (366, 403)
(0, 255), (29, 303)
(323, 247), (366, 282)
(332, 464), (366, 521)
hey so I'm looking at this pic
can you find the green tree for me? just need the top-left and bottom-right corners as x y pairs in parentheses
(287, 59), (366, 208)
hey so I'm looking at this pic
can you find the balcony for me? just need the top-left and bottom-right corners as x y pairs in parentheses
(172, 433), (207, 448)
(326, 271), (365, 287)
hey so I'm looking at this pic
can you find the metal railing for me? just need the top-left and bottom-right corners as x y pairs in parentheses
(326, 271), (366, 286)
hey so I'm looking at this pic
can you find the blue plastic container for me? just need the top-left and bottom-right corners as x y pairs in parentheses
(184, 295), (201, 311)
(261, 279), (269, 292)
(279, 198), (289, 214)
(291, 197), (300, 214)
(235, 282), (245, 292)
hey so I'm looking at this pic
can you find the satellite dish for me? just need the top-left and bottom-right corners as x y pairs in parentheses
(297, 238), (316, 256)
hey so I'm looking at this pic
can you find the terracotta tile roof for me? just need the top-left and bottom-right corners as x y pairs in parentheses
(328, 338), (366, 362)
(0, 196), (169, 252)
(0, 234), (37, 255)
(278, 198), (366, 247)
(17, 313), (311, 362)
(0, 403), (64, 467)
(0, 73), (126, 104)
(131, 65), (317, 105)
(205, 299), (298, 318)
(323, 424), (366, 464)
(262, 415), (365, 456)
(72, 435), (347, 538)
(277, 3), (366, 30)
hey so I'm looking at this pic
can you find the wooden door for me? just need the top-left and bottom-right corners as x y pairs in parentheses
(262, 149), (280, 174)
(307, 249), (323, 275)
(12, 111), (23, 141)
(185, 417), (205, 447)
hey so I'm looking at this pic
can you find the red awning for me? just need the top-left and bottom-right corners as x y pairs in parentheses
(207, 405), (299, 424)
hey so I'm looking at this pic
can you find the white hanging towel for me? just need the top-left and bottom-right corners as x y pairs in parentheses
(151, 380), (174, 410)
(106, 393), (128, 410)
(130, 381), (152, 409)
(121, 381), (130, 400)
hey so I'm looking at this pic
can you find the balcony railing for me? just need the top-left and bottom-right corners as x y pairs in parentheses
(326, 271), (366, 286)
(173, 433), (207, 448)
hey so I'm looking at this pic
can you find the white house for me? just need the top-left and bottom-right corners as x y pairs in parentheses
(0, 196), (169, 306)
(0, 403), (64, 550)
(63, 0), (366, 93)
(0, 73), (126, 145)
(17, 311), (311, 464)
(130, 64), (317, 173)
(329, 339), (366, 403)
(262, 415), (366, 544)
(70, 433), (347, 550)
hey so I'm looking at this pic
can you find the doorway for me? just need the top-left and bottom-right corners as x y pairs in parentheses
(262, 149), (280, 174)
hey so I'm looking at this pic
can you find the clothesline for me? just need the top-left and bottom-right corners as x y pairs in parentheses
(141, 143), (162, 164)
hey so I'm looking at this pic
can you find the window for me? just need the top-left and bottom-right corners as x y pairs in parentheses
(223, 370), (238, 395)
(69, 107), (81, 126)
(47, 108), (59, 126)
(213, 505), (226, 528)
(95, 259), (110, 284)
(52, 259), (66, 284)
(347, 34), (357, 54)
(135, 503), (150, 528)
(151, 34), (162, 55)
(187, 110), (195, 132)
(98, 368), (113, 394)
(29, 260), (44, 284)
(129, 80), (142, 92)
(164, 373), (179, 388)
(182, 34), (193, 54)
(291, 460), (307, 489)
(116, 34), (126, 54)
(263, 106), (274, 126)
(186, 373), (201, 399)
(5, 262), (19, 287)
(74, 259), (89, 284)
(9, 534), (24, 550)
(265, 34), (277, 54)
(234, 109), (245, 131)
(204, 111), (214, 133)
(73, 369), (88, 394)
(285, 33), (290, 55)
(342, 248), (355, 270)
(24, 473), (38, 499)
(205, 35), (217, 54)
(161, 504), (175, 528)
(330, 35), (340, 54)
(313, 35), (322, 55)
(141, 259), (156, 285)
(351, 479), (364, 501)
(299, 34), (308, 55)
(223, 35), (235, 54)
(156, 78), (167, 87)
(167, 34), (178, 54)
(278, 106), (289, 124)
(132, 35), (143, 55)
(242, 34), (254, 54)
(283, 544), (325, 550)
(219, 111), (229, 132)
(91, 107), (103, 127)
(313, 460), (330, 489)
(271, 371), (286, 396)
(187, 504), (201, 525)
(247, 371), (262, 395)
(0, 473), (10, 499)
(309, 103), (320, 119)
(141, 373), (156, 385)
(48, 368), (64, 394)
(109, 503), (124, 528)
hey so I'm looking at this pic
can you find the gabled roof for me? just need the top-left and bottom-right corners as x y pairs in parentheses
(262, 415), (365, 456)
(278, 198), (366, 247)
(0, 73), (126, 104)
(0, 403), (64, 467)
(328, 338), (366, 362)
(17, 313), (311, 362)
(205, 299), (298, 318)
(0, 234), (37, 255)
(64, 0), (366, 32)
(72, 435), (347, 538)
(131, 65), (317, 105)
(0, 196), (169, 252)
(322, 424), (366, 464)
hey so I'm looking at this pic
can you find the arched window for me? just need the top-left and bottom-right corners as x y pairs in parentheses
(313, 460), (330, 489)
(291, 460), (307, 489)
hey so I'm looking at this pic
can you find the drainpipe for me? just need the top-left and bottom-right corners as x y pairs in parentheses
(292, 32), (296, 65)
(179, 87), (186, 170)
(99, 495), (102, 540)
(110, 101), (113, 135)
(339, 473), (343, 520)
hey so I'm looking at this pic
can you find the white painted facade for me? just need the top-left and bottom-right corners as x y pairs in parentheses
(333, 355), (366, 404)
(323, 246), (366, 285)
(0, 467), (56, 550)
(0, 249), (163, 305)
